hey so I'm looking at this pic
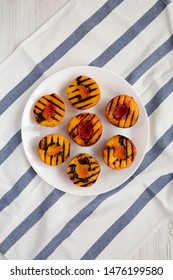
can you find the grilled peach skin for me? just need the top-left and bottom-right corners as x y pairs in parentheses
(33, 93), (65, 127)
(68, 112), (102, 147)
(66, 75), (101, 110)
(67, 153), (100, 187)
(106, 95), (139, 128)
(102, 135), (137, 169)
(38, 134), (70, 166)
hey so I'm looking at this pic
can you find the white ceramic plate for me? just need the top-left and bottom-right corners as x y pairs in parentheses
(21, 66), (149, 196)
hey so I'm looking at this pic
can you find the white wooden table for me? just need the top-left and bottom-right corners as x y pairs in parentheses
(0, 0), (173, 260)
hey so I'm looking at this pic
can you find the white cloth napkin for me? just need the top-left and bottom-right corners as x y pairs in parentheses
(0, 0), (173, 260)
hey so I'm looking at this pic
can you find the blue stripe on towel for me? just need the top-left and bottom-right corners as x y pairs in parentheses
(90, 0), (168, 67)
(0, 0), (123, 116)
(160, 0), (170, 5)
(0, 167), (37, 212)
(145, 78), (173, 116)
(0, 130), (21, 165)
(0, 188), (64, 254)
(126, 35), (173, 85)
(81, 173), (173, 259)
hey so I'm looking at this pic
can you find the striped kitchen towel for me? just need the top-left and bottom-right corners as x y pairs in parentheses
(0, 0), (173, 260)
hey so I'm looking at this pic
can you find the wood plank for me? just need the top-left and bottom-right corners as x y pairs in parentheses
(0, 0), (69, 63)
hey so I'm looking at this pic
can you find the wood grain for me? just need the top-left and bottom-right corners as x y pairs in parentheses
(0, 0), (173, 260)
(0, 0), (69, 63)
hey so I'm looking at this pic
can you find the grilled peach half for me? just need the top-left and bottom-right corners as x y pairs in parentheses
(102, 135), (137, 169)
(106, 95), (139, 128)
(66, 75), (101, 110)
(68, 112), (102, 147)
(38, 134), (70, 166)
(67, 153), (100, 187)
(33, 93), (65, 127)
